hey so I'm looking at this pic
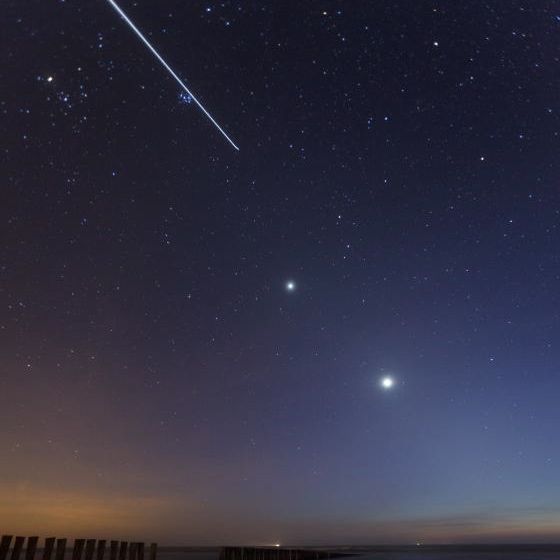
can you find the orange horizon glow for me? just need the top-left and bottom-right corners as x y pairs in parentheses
(1, 483), (560, 545)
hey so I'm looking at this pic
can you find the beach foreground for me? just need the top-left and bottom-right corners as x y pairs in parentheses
(159, 546), (560, 560)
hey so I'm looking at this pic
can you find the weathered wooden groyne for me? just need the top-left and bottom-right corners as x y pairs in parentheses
(219, 547), (355, 560)
(0, 536), (157, 560)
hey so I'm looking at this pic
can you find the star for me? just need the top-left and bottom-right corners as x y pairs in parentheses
(380, 376), (395, 390)
(285, 280), (296, 292)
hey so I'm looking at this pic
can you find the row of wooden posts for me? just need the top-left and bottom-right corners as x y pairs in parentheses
(220, 548), (343, 560)
(0, 537), (157, 560)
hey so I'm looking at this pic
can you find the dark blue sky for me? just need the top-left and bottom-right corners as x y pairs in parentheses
(2, 0), (560, 545)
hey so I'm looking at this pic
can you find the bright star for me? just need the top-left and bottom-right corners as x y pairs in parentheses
(285, 280), (296, 292)
(380, 376), (395, 390)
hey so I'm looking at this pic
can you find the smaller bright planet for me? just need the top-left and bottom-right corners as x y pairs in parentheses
(380, 376), (395, 390)
(285, 280), (296, 292)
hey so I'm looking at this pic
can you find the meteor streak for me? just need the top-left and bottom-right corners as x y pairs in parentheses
(104, 0), (239, 151)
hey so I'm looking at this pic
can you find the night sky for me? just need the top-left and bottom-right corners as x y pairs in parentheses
(2, 0), (560, 546)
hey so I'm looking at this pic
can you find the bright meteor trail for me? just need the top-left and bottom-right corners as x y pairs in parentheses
(104, 0), (240, 151)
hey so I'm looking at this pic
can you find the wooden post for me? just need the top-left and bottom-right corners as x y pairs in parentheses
(55, 539), (67, 560)
(136, 544), (143, 560)
(25, 538), (39, 560)
(118, 543), (128, 560)
(84, 541), (96, 560)
(148, 544), (156, 560)
(72, 540), (85, 560)
(109, 543), (119, 560)
(11, 537), (25, 560)
(96, 541), (106, 560)
(0, 537), (13, 560)
(42, 540), (56, 560)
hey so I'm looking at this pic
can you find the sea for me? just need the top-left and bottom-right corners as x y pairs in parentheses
(158, 546), (560, 560)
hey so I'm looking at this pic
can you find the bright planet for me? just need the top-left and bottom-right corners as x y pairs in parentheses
(285, 280), (296, 292)
(380, 376), (395, 390)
